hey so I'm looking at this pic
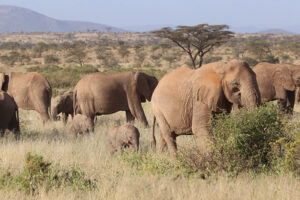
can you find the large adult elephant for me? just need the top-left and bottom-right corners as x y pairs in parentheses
(252, 63), (300, 113)
(285, 64), (300, 110)
(73, 71), (158, 127)
(0, 91), (20, 139)
(0, 72), (52, 123)
(151, 60), (261, 157)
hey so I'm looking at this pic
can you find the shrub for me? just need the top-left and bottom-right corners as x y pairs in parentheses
(212, 104), (285, 173)
(271, 130), (300, 174)
(44, 54), (60, 64)
(242, 57), (258, 67)
(203, 56), (222, 64)
(262, 55), (280, 64)
(0, 152), (96, 194)
(27, 65), (98, 89)
(118, 152), (201, 178)
(179, 104), (288, 176)
(102, 67), (167, 80)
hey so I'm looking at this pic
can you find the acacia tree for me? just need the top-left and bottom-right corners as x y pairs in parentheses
(67, 47), (87, 67)
(152, 24), (234, 68)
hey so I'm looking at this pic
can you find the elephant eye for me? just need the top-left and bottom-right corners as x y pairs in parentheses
(232, 87), (240, 93)
(231, 80), (240, 88)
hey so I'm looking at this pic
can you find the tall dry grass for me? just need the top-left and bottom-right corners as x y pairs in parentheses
(0, 102), (299, 199)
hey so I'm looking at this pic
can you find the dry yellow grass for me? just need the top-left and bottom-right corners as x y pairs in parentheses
(0, 102), (299, 199)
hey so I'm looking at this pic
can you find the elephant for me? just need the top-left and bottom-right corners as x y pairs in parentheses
(0, 91), (20, 139)
(73, 71), (158, 128)
(295, 87), (300, 103)
(0, 72), (52, 123)
(51, 90), (74, 123)
(108, 124), (140, 153)
(252, 62), (300, 113)
(69, 114), (94, 135)
(151, 60), (261, 158)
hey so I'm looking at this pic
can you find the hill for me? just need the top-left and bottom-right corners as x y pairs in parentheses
(0, 5), (126, 33)
(258, 29), (294, 34)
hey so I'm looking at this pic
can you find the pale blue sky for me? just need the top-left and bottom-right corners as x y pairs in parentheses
(0, 0), (299, 31)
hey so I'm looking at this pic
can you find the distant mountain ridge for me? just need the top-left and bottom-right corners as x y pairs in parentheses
(0, 5), (126, 33)
(126, 25), (299, 34)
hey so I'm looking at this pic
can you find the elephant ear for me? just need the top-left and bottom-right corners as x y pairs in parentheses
(126, 72), (148, 126)
(135, 72), (153, 102)
(274, 67), (295, 91)
(63, 90), (74, 105)
(193, 76), (223, 112)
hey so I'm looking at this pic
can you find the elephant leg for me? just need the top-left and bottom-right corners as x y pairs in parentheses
(40, 112), (50, 123)
(275, 88), (288, 112)
(163, 132), (177, 158)
(154, 111), (177, 158)
(192, 102), (212, 154)
(278, 98), (287, 112)
(286, 90), (295, 114)
(8, 117), (20, 140)
(158, 133), (167, 153)
(0, 129), (4, 137)
(62, 113), (68, 124)
(126, 110), (135, 124)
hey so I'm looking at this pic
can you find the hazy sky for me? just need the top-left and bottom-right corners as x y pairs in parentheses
(0, 0), (299, 29)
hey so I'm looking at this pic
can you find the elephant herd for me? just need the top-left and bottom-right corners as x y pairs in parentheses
(1, 59), (300, 157)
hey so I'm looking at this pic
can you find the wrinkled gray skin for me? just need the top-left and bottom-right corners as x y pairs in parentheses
(253, 63), (300, 113)
(69, 114), (94, 135)
(152, 60), (261, 158)
(51, 90), (74, 123)
(73, 72), (158, 129)
(108, 124), (140, 153)
(0, 72), (52, 123)
(0, 91), (20, 140)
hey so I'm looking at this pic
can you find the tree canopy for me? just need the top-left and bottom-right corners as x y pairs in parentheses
(152, 24), (234, 68)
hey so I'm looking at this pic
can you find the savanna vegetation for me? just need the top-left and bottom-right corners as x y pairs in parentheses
(0, 30), (299, 199)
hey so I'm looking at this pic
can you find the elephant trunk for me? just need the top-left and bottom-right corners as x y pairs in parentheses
(240, 78), (261, 108)
(51, 107), (58, 120)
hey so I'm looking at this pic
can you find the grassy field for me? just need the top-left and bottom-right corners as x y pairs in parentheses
(0, 102), (299, 199)
(0, 32), (299, 199)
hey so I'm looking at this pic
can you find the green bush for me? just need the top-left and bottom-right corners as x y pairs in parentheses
(0, 152), (96, 194)
(27, 65), (98, 89)
(242, 57), (258, 67)
(179, 104), (290, 176)
(271, 130), (300, 174)
(211, 104), (285, 173)
(102, 67), (167, 80)
(118, 152), (201, 178)
(44, 54), (60, 64)
(203, 56), (222, 64)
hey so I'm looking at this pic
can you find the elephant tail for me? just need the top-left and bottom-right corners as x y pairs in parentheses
(47, 87), (52, 118)
(73, 88), (79, 115)
(15, 106), (20, 140)
(151, 116), (157, 149)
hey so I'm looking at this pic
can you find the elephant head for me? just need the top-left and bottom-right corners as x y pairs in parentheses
(123, 126), (140, 151)
(134, 72), (158, 102)
(273, 66), (296, 91)
(219, 60), (261, 108)
(286, 64), (300, 87)
(51, 90), (73, 120)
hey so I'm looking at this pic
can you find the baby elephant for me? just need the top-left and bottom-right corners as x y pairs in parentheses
(108, 124), (140, 153)
(51, 90), (74, 123)
(69, 114), (94, 135)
